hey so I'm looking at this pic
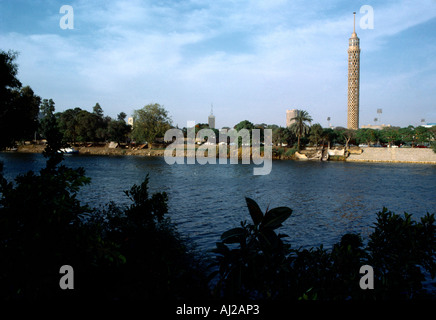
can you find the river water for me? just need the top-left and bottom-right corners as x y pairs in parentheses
(1, 152), (435, 252)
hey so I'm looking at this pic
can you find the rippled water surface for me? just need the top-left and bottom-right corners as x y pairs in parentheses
(1, 152), (435, 252)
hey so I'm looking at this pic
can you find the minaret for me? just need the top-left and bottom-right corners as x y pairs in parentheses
(208, 104), (215, 129)
(347, 12), (360, 130)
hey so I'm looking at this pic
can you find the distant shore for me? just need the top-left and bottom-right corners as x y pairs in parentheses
(5, 144), (436, 164)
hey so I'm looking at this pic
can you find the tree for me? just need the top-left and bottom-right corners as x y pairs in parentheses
(117, 112), (127, 122)
(39, 99), (65, 169)
(92, 102), (104, 118)
(336, 127), (356, 150)
(309, 123), (323, 148)
(76, 109), (100, 142)
(39, 99), (57, 140)
(414, 126), (430, 146)
(398, 126), (415, 147)
(230, 120), (254, 146)
(356, 128), (379, 147)
(57, 108), (81, 143)
(0, 50), (40, 148)
(289, 110), (312, 151)
(9, 86), (41, 142)
(234, 120), (254, 131)
(271, 126), (285, 146)
(131, 103), (172, 147)
(0, 50), (21, 92)
(108, 113), (131, 144)
(380, 127), (400, 147)
(428, 126), (436, 141)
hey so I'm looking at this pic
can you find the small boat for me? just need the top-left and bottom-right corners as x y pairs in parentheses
(58, 147), (78, 154)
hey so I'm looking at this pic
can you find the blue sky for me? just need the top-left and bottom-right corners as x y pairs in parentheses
(1, 0), (435, 129)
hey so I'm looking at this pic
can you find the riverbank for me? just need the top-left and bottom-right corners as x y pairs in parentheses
(9, 144), (436, 164)
(347, 147), (436, 164)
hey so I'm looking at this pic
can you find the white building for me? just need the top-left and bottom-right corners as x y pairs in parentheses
(128, 117), (134, 127)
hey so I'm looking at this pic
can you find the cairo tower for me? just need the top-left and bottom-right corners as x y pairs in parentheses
(347, 12), (360, 130)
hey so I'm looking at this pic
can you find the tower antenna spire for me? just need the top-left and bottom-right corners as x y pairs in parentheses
(353, 11), (356, 33)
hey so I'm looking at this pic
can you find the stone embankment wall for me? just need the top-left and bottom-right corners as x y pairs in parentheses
(346, 147), (436, 164)
(13, 144), (436, 164)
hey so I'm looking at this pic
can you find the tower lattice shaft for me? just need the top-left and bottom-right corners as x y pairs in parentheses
(347, 12), (360, 130)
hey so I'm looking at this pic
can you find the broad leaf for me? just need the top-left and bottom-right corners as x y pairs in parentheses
(211, 241), (230, 255)
(258, 228), (281, 250)
(221, 227), (245, 244)
(245, 197), (263, 225)
(261, 206), (292, 230)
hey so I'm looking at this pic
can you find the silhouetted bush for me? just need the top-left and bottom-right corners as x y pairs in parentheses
(211, 199), (436, 300)
(0, 125), (209, 300)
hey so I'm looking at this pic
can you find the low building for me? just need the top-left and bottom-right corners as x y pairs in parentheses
(361, 124), (391, 130)
(128, 117), (134, 127)
(421, 123), (436, 128)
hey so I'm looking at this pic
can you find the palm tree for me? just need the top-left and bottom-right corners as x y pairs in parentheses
(289, 110), (312, 151)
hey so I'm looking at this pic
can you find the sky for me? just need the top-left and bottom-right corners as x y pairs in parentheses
(1, 0), (435, 129)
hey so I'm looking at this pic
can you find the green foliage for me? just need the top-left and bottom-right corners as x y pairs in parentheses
(398, 126), (415, 147)
(356, 128), (380, 146)
(107, 115), (131, 143)
(211, 197), (293, 299)
(39, 99), (65, 169)
(234, 120), (255, 131)
(289, 110), (312, 150)
(271, 126), (295, 147)
(284, 147), (297, 158)
(380, 127), (400, 147)
(367, 208), (436, 299)
(335, 127), (355, 149)
(0, 50), (21, 91)
(211, 200), (436, 300)
(308, 123), (323, 147)
(131, 103), (172, 146)
(94, 175), (209, 299)
(0, 50), (40, 148)
(273, 147), (285, 157)
(0, 120), (208, 300)
(56, 107), (111, 143)
(0, 155), (99, 299)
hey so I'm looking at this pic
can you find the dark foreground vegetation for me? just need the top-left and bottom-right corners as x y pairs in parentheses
(0, 132), (435, 301)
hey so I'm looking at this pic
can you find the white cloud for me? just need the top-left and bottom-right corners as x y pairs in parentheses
(1, 0), (435, 127)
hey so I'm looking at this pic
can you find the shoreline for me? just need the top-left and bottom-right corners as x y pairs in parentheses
(5, 144), (436, 165)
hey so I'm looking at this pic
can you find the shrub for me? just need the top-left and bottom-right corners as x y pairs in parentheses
(366, 208), (436, 299)
(284, 148), (297, 158)
(210, 197), (292, 299)
(0, 142), (209, 300)
(211, 200), (436, 300)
